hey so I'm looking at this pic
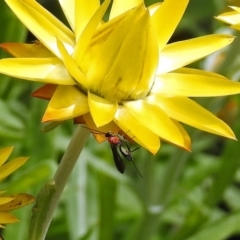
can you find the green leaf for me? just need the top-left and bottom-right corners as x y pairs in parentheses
(0, 1), (26, 46)
(186, 211), (240, 240)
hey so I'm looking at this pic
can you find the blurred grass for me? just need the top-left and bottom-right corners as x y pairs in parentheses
(2, 0), (240, 240)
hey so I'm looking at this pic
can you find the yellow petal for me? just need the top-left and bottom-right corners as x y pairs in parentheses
(0, 193), (34, 211)
(151, 95), (236, 139)
(231, 6), (240, 14)
(0, 212), (19, 224)
(172, 67), (227, 79)
(216, 8), (240, 31)
(172, 120), (191, 151)
(114, 106), (160, 154)
(78, 12), (127, 74)
(5, 0), (75, 58)
(124, 100), (187, 149)
(88, 92), (117, 127)
(102, 8), (150, 99)
(157, 34), (234, 74)
(0, 197), (15, 205)
(92, 5), (158, 101)
(151, 0), (188, 52)
(216, 8), (240, 25)
(226, 8), (240, 30)
(148, 3), (161, 16)
(110, 0), (142, 19)
(57, 39), (88, 88)
(83, 113), (120, 142)
(231, 23), (240, 31)
(42, 86), (89, 122)
(74, 0), (111, 65)
(87, 5), (145, 94)
(59, 0), (75, 30)
(152, 72), (240, 96)
(129, 8), (159, 100)
(75, 0), (101, 40)
(0, 147), (13, 166)
(0, 157), (28, 182)
(0, 42), (54, 58)
(0, 57), (76, 85)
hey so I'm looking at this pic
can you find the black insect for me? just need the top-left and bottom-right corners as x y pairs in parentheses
(85, 127), (142, 177)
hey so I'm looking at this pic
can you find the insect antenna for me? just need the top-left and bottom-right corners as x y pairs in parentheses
(131, 158), (143, 178)
(81, 125), (105, 134)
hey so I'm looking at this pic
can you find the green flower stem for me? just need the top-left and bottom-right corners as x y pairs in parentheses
(29, 126), (90, 240)
(158, 149), (190, 206)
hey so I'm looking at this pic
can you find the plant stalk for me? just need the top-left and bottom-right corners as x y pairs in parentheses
(29, 125), (90, 240)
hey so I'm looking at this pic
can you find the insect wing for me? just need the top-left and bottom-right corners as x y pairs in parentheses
(109, 144), (125, 173)
(119, 144), (143, 178)
(119, 145), (132, 161)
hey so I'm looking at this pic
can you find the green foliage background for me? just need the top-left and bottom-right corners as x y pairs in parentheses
(1, 0), (240, 239)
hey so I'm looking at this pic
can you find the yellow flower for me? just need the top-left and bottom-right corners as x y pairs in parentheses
(216, 6), (240, 31)
(1, 0), (240, 153)
(0, 147), (34, 227)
